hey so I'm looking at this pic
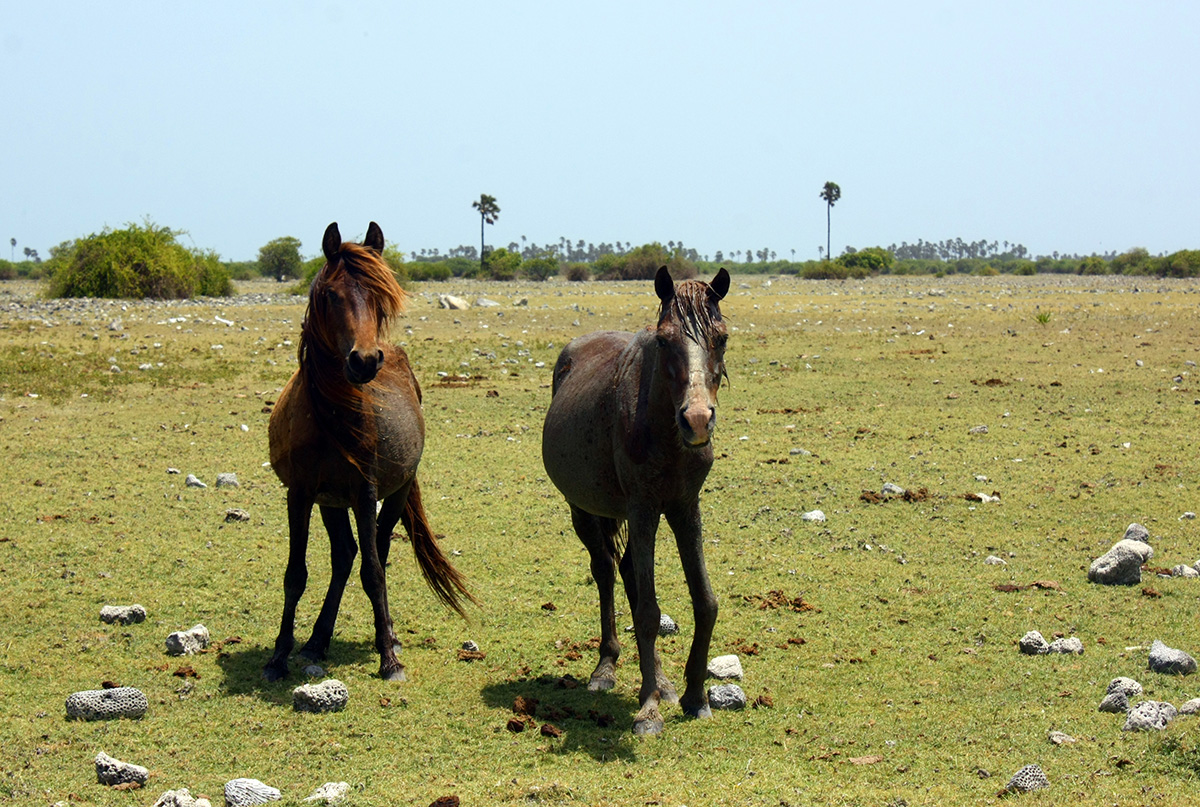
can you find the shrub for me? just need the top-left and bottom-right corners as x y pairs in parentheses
(47, 222), (232, 299)
(802, 261), (866, 280)
(618, 243), (697, 281)
(521, 254), (559, 281)
(485, 247), (521, 280)
(1157, 250), (1200, 278)
(836, 246), (894, 273)
(409, 261), (452, 282)
(564, 262), (590, 282)
(1077, 255), (1108, 275)
(257, 236), (303, 281)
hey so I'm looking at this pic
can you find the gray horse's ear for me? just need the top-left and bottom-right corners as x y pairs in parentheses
(709, 267), (731, 301)
(364, 221), (384, 254)
(654, 265), (674, 302)
(323, 222), (341, 262)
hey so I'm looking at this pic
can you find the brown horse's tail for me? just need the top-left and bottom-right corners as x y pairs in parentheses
(403, 477), (477, 618)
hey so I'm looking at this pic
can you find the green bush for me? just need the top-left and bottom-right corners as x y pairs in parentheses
(485, 247), (521, 280)
(836, 246), (894, 273)
(564, 262), (590, 282)
(611, 243), (697, 281)
(409, 261), (452, 282)
(802, 261), (866, 280)
(47, 222), (232, 299)
(520, 254), (559, 281)
(1157, 250), (1200, 278)
(1077, 255), (1108, 275)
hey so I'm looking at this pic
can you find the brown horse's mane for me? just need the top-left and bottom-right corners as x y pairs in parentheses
(657, 278), (725, 348)
(298, 241), (409, 476)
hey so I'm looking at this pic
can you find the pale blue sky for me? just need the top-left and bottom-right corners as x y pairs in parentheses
(3, 2), (1197, 262)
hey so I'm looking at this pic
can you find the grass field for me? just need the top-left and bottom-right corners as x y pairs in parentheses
(3, 274), (1200, 806)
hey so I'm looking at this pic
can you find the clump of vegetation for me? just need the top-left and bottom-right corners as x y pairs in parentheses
(47, 221), (231, 299)
(564, 262), (590, 282)
(592, 243), (697, 281)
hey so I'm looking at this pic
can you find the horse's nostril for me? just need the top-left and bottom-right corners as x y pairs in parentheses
(375, 348), (384, 366)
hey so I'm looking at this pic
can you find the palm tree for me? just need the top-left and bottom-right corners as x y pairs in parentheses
(819, 181), (841, 260)
(472, 194), (500, 274)
(9, 238), (15, 261)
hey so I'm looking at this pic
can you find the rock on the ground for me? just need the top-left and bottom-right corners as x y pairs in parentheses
(293, 679), (349, 713)
(882, 482), (906, 495)
(1047, 637), (1084, 655)
(153, 788), (213, 807)
(1123, 700), (1178, 731)
(1088, 539), (1154, 585)
(224, 508), (251, 523)
(658, 614), (679, 636)
(707, 654), (744, 680)
(302, 664), (326, 678)
(185, 474), (207, 488)
(1180, 698), (1200, 716)
(1107, 677), (1144, 697)
(1124, 523), (1151, 544)
(66, 687), (148, 720)
(1098, 691), (1130, 713)
(984, 555), (1007, 566)
(303, 782), (351, 804)
(215, 472), (239, 488)
(1149, 639), (1198, 675)
(1173, 564), (1200, 578)
(224, 778), (281, 806)
(95, 751), (149, 786)
(1048, 730), (1076, 745)
(707, 683), (746, 710)
(438, 294), (470, 310)
(800, 509), (826, 523)
(1019, 631), (1049, 655)
(1005, 764), (1050, 792)
(475, 298), (500, 307)
(166, 624), (210, 656)
(100, 604), (146, 625)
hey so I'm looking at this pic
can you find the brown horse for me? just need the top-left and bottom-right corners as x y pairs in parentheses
(542, 265), (731, 734)
(264, 221), (474, 682)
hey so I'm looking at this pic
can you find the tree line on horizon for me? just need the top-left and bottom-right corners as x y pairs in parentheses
(3, 220), (1198, 299)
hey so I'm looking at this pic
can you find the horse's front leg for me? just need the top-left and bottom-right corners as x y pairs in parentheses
(298, 505), (358, 663)
(618, 538), (677, 704)
(626, 508), (665, 735)
(667, 503), (717, 720)
(570, 506), (621, 691)
(264, 488), (313, 681)
(355, 483), (405, 681)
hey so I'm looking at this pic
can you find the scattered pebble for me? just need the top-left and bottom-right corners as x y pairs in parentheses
(1098, 691), (1130, 713)
(95, 751), (149, 787)
(707, 683), (747, 710)
(1124, 523), (1151, 543)
(881, 482), (906, 496)
(184, 474), (207, 488)
(152, 788), (213, 807)
(1047, 637), (1084, 655)
(166, 624), (211, 656)
(968, 425), (989, 435)
(1018, 631), (1049, 656)
(1107, 677), (1144, 697)
(800, 510), (826, 523)
(224, 508), (251, 523)
(984, 555), (1007, 566)
(1180, 698), (1200, 716)
(224, 778), (281, 806)
(1123, 700), (1177, 732)
(707, 654), (744, 680)
(66, 687), (148, 721)
(302, 664), (326, 678)
(100, 604), (146, 625)
(1148, 639), (1197, 675)
(293, 679), (349, 713)
(303, 781), (351, 804)
(658, 614), (679, 636)
(1172, 564), (1200, 578)
(1088, 537), (1153, 585)
(1048, 730), (1076, 745)
(461, 640), (480, 652)
(1005, 764), (1050, 792)
(215, 472), (239, 488)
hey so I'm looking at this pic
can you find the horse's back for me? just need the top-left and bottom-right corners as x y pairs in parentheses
(543, 331), (638, 519)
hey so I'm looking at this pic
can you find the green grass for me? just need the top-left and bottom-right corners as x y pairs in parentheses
(2, 276), (1200, 805)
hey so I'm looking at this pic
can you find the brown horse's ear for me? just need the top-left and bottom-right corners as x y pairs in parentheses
(654, 265), (674, 302)
(709, 267), (731, 301)
(323, 222), (341, 263)
(364, 221), (384, 254)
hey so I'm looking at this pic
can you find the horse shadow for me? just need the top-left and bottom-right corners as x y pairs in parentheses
(214, 637), (379, 702)
(479, 674), (649, 762)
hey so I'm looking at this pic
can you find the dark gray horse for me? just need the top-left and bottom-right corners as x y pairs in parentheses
(542, 265), (731, 734)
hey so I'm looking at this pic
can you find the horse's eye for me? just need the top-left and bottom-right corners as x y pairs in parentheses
(655, 335), (668, 349)
(715, 334), (728, 350)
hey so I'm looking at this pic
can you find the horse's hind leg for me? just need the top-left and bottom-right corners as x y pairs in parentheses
(264, 488), (313, 681)
(375, 485), (411, 653)
(618, 540), (677, 704)
(570, 505), (621, 692)
(298, 505), (358, 663)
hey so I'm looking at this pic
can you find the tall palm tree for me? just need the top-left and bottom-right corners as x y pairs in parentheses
(819, 181), (841, 260)
(472, 194), (500, 273)
(9, 238), (15, 261)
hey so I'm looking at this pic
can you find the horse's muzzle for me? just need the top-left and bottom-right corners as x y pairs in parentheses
(678, 404), (716, 447)
(345, 347), (384, 385)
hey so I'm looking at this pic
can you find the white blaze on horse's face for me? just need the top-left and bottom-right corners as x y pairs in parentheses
(655, 323), (727, 448)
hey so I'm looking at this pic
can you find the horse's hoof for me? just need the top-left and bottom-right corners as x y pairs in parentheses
(298, 647), (326, 663)
(261, 665), (288, 683)
(683, 703), (712, 720)
(588, 675), (616, 692)
(381, 665), (407, 682)
(632, 716), (664, 736)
